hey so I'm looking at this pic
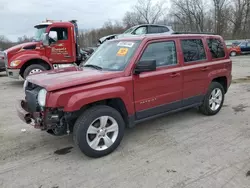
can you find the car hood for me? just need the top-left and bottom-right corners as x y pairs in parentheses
(27, 66), (123, 91)
(5, 42), (39, 54)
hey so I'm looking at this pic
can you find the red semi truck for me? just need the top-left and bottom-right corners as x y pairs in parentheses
(3, 20), (82, 79)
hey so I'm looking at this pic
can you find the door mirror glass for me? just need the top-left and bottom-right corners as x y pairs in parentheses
(41, 33), (49, 46)
(134, 60), (156, 74)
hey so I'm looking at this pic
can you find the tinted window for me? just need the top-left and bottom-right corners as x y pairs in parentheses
(140, 41), (177, 67)
(134, 27), (147, 35)
(207, 39), (225, 58)
(181, 39), (206, 62)
(148, 26), (161, 33)
(161, 27), (169, 32)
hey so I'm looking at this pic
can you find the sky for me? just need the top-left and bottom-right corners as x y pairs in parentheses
(0, 0), (136, 41)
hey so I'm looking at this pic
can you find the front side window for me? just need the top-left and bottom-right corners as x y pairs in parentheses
(84, 40), (141, 71)
(49, 27), (68, 43)
(207, 39), (225, 58)
(181, 39), (206, 62)
(139, 41), (177, 67)
(134, 27), (147, 35)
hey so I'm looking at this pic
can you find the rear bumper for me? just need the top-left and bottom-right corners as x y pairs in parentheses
(6, 69), (20, 79)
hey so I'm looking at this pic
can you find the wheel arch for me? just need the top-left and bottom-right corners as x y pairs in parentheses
(212, 76), (227, 93)
(20, 58), (52, 78)
(73, 98), (130, 127)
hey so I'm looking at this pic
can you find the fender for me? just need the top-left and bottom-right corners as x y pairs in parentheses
(63, 86), (134, 115)
(9, 51), (51, 69)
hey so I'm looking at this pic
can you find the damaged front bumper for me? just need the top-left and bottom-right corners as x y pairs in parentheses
(16, 100), (44, 129)
(16, 100), (72, 134)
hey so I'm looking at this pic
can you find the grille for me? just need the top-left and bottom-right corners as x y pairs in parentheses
(25, 87), (41, 112)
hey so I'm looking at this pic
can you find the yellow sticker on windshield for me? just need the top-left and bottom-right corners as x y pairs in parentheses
(117, 48), (128, 56)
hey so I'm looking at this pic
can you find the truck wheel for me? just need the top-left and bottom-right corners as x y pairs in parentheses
(73, 105), (125, 158)
(230, 51), (237, 56)
(23, 64), (47, 79)
(199, 82), (225, 116)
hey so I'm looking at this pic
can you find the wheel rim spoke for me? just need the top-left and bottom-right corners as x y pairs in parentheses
(87, 125), (99, 134)
(215, 98), (221, 104)
(209, 99), (213, 105)
(215, 89), (222, 98)
(89, 136), (101, 149)
(211, 102), (216, 110)
(106, 122), (118, 133)
(103, 135), (113, 148)
(211, 89), (216, 97)
(100, 116), (108, 128)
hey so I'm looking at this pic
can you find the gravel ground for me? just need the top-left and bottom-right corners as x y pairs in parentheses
(0, 56), (250, 188)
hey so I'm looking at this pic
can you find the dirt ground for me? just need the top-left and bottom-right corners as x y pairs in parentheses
(0, 56), (250, 188)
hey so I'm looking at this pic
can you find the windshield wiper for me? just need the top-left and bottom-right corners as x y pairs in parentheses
(84, 64), (103, 70)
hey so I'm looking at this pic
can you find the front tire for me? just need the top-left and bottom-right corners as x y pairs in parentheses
(73, 105), (125, 158)
(199, 82), (225, 115)
(23, 64), (47, 79)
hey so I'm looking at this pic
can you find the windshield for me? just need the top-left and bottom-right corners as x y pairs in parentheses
(84, 40), (141, 71)
(123, 26), (136, 34)
(34, 25), (47, 41)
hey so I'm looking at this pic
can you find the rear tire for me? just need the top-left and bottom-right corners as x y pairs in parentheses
(230, 51), (237, 56)
(73, 105), (125, 158)
(23, 64), (47, 79)
(199, 82), (225, 116)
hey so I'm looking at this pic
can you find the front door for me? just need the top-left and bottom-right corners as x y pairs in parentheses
(133, 40), (183, 120)
(45, 26), (74, 64)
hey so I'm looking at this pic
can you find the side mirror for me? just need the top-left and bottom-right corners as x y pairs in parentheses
(42, 33), (49, 46)
(134, 60), (156, 74)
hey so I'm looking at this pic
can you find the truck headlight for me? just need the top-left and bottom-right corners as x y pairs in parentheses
(10, 60), (22, 67)
(38, 89), (47, 107)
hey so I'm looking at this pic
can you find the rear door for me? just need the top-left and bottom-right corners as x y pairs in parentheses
(45, 26), (74, 63)
(133, 39), (183, 119)
(180, 38), (209, 106)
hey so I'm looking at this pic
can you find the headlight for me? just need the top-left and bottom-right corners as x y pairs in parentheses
(38, 89), (47, 107)
(23, 80), (28, 91)
(10, 60), (21, 67)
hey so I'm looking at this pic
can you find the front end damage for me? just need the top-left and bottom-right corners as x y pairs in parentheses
(16, 82), (74, 135)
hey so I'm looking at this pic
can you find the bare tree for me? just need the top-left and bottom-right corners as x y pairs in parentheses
(171, 0), (207, 32)
(213, 0), (229, 35)
(123, 0), (166, 27)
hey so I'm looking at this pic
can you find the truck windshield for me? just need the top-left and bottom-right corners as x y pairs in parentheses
(84, 40), (141, 71)
(34, 25), (47, 41)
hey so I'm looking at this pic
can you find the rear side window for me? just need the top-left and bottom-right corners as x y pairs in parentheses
(181, 39), (206, 62)
(161, 27), (169, 32)
(207, 39), (225, 58)
(140, 41), (177, 67)
(148, 26), (161, 34)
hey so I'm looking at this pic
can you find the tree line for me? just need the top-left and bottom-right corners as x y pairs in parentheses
(1, 0), (250, 50)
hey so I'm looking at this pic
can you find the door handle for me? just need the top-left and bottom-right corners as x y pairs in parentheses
(201, 67), (209, 71)
(170, 72), (180, 77)
(64, 55), (71, 58)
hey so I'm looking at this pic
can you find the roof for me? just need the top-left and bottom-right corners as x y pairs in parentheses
(110, 33), (221, 42)
(135, 24), (172, 28)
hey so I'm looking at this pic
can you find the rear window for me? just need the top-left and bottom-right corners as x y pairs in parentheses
(207, 39), (225, 59)
(181, 39), (206, 62)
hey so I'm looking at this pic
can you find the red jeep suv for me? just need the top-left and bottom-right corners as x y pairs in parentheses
(17, 34), (232, 158)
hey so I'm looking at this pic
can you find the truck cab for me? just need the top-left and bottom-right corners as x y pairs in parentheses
(4, 20), (81, 79)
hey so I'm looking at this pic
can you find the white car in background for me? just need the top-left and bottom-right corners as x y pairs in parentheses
(98, 24), (174, 45)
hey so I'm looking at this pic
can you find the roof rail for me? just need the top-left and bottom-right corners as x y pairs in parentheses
(173, 32), (216, 35)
